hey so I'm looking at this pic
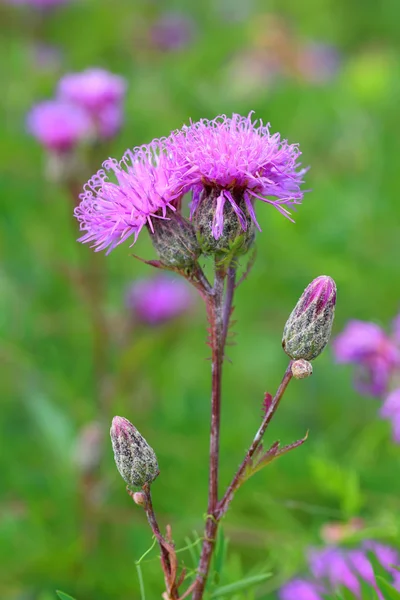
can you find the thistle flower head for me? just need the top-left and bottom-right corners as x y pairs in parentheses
(282, 275), (337, 361)
(74, 141), (184, 254)
(279, 579), (324, 600)
(58, 68), (126, 113)
(167, 112), (306, 239)
(27, 100), (91, 153)
(333, 320), (400, 396)
(110, 416), (159, 488)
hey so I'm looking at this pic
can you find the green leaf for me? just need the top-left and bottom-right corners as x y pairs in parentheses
(210, 572), (272, 598)
(376, 576), (400, 599)
(56, 592), (77, 600)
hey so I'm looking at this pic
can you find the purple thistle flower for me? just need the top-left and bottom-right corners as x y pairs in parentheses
(282, 542), (400, 599)
(74, 141), (184, 254)
(125, 275), (193, 325)
(333, 320), (400, 396)
(58, 68), (126, 139)
(279, 578), (324, 600)
(27, 100), (92, 153)
(309, 547), (361, 596)
(58, 68), (126, 113)
(167, 112), (306, 239)
(380, 389), (400, 443)
(150, 12), (195, 52)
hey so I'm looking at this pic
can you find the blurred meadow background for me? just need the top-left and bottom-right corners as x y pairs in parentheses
(2, 0), (400, 598)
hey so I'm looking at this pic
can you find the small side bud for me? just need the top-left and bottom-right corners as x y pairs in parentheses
(282, 275), (337, 361)
(110, 416), (159, 487)
(133, 491), (147, 507)
(149, 212), (201, 268)
(194, 188), (255, 259)
(291, 359), (313, 379)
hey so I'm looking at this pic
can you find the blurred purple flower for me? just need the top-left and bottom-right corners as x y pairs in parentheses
(74, 141), (185, 254)
(125, 275), (193, 325)
(309, 547), (361, 596)
(298, 43), (340, 84)
(279, 578), (324, 600)
(58, 68), (126, 139)
(150, 12), (195, 51)
(333, 320), (400, 396)
(380, 388), (400, 443)
(58, 68), (126, 113)
(27, 100), (92, 153)
(167, 112), (306, 239)
(281, 542), (399, 599)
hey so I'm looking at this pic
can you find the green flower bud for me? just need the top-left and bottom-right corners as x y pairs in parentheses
(149, 211), (201, 268)
(110, 416), (159, 488)
(282, 276), (337, 361)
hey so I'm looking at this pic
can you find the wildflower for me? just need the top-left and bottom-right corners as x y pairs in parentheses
(279, 578), (324, 600)
(58, 68), (126, 139)
(58, 68), (126, 113)
(27, 100), (91, 153)
(380, 388), (400, 443)
(167, 112), (306, 241)
(110, 416), (159, 488)
(333, 320), (400, 396)
(125, 275), (193, 325)
(281, 542), (400, 600)
(74, 141), (185, 254)
(150, 12), (195, 52)
(282, 276), (337, 361)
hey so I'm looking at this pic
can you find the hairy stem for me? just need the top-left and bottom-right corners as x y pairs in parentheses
(192, 267), (228, 600)
(217, 363), (293, 518)
(131, 486), (179, 600)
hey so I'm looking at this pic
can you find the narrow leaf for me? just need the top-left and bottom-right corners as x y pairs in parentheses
(210, 572), (272, 597)
(56, 592), (77, 600)
(376, 576), (400, 599)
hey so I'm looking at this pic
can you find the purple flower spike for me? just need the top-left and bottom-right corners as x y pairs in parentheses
(167, 112), (307, 239)
(125, 275), (193, 325)
(58, 68), (126, 113)
(74, 141), (184, 254)
(333, 320), (400, 397)
(279, 578), (324, 600)
(27, 100), (92, 153)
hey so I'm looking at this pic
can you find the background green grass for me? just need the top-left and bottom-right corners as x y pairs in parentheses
(1, 0), (400, 598)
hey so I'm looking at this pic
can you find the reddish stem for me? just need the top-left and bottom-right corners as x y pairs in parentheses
(192, 268), (226, 600)
(217, 363), (293, 518)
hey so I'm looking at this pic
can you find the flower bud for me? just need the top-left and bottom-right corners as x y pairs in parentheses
(110, 416), (159, 487)
(282, 276), (336, 361)
(149, 211), (201, 268)
(291, 359), (313, 379)
(194, 188), (255, 259)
